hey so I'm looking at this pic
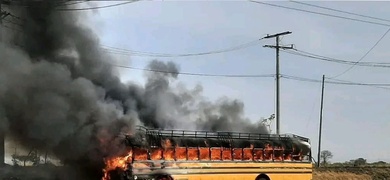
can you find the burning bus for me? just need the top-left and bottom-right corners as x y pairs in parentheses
(103, 126), (313, 180)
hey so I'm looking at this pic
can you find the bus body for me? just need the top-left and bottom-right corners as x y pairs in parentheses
(106, 126), (313, 180)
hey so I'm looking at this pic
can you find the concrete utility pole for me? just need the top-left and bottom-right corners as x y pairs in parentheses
(0, 0), (6, 167)
(317, 75), (325, 167)
(263, 31), (293, 135)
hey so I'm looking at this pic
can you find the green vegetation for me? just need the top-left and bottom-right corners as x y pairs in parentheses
(314, 150), (390, 180)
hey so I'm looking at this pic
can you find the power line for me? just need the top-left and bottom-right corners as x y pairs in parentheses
(289, 0), (390, 23)
(1, 13), (263, 57)
(101, 39), (262, 57)
(112, 64), (275, 78)
(7, 13), (25, 21)
(303, 82), (321, 136)
(325, 77), (390, 91)
(4, 33), (390, 88)
(55, 1), (142, 11)
(248, 1), (390, 27)
(3, 1), (142, 11)
(2, 18), (21, 26)
(281, 49), (390, 68)
(112, 63), (390, 88)
(281, 74), (390, 87)
(55, 1), (88, 7)
(330, 27), (390, 78)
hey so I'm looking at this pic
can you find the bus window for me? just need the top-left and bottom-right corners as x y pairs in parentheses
(187, 147), (199, 161)
(274, 146), (283, 161)
(199, 147), (210, 161)
(243, 148), (253, 161)
(284, 149), (293, 161)
(264, 144), (273, 161)
(222, 148), (232, 161)
(233, 148), (243, 160)
(133, 147), (148, 161)
(211, 147), (222, 161)
(150, 147), (163, 160)
(175, 147), (187, 161)
(163, 148), (175, 161)
(253, 148), (264, 161)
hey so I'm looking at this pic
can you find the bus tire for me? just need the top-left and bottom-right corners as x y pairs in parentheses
(255, 173), (270, 180)
(155, 174), (174, 180)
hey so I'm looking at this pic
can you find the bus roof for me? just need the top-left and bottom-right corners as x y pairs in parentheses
(128, 126), (310, 144)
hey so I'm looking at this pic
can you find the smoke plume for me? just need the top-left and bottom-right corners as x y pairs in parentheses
(0, 1), (267, 179)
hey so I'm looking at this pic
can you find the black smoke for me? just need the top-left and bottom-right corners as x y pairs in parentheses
(0, 1), (268, 179)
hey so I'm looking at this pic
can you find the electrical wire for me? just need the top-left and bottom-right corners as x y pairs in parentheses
(55, 1), (142, 11)
(289, 0), (390, 23)
(112, 64), (275, 78)
(327, 78), (390, 91)
(303, 82), (322, 136)
(248, 1), (390, 27)
(3, 1), (142, 11)
(101, 39), (262, 57)
(3, 32), (390, 88)
(8, 13), (25, 22)
(55, 1), (88, 7)
(281, 49), (390, 68)
(2, 18), (22, 26)
(1, 13), (262, 58)
(330, 27), (390, 78)
(112, 63), (390, 88)
(281, 74), (390, 87)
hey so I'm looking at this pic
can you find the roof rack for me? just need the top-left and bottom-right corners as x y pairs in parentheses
(135, 126), (310, 143)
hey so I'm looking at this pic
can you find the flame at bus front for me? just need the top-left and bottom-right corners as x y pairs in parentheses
(102, 150), (132, 180)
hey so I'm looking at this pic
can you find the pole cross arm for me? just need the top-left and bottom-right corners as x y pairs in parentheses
(263, 31), (292, 39)
(1, 11), (10, 19)
(263, 44), (294, 49)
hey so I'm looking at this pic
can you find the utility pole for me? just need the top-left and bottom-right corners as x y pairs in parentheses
(263, 31), (293, 135)
(1, 0), (11, 44)
(0, 0), (3, 167)
(0, 0), (6, 167)
(317, 75), (325, 167)
(0, 0), (8, 41)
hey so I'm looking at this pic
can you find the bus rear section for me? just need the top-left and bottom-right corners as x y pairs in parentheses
(104, 126), (313, 180)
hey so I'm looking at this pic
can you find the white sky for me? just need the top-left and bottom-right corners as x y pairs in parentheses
(6, 0), (390, 164)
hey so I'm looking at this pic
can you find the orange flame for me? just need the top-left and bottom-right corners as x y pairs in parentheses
(102, 150), (132, 180)
(187, 148), (199, 161)
(243, 147), (253, 160)
(233, 148), (243, 160)
(199, 147), (210, 160)
(253, 148), (264, 161)
(176, 146), (187, 161)
(150, 148), (163, 160)
(222, 148), (232, 160)
(211, 148), (221, 161)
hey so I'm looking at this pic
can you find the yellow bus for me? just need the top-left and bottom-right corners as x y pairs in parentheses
(104, 126), (313, 180)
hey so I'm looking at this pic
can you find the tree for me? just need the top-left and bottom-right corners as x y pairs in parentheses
(320, 150), (333, 166)
(353, 158), (367, 166)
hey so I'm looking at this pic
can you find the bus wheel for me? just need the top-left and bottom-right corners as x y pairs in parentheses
(255, 174), (270, 180)
(155, 174), (174, 180)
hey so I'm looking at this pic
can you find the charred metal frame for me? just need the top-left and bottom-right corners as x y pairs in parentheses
(124, 126), (311, 163)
